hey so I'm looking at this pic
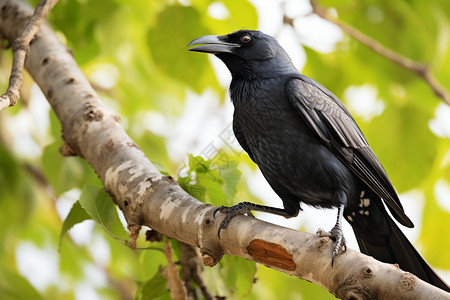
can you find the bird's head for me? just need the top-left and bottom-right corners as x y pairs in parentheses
(188, 30), (296, 80)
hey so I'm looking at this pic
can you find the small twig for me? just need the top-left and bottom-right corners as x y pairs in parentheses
(306, 0), (450, 105)
(179, 242), (214, 300)
(135, 246), (165, 252)
(23, 163), (57, 202)
(0, 0), (59, 111)
(164, 241), (189, 300)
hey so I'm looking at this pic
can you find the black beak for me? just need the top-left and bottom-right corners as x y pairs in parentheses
(188, 35), (240, 54)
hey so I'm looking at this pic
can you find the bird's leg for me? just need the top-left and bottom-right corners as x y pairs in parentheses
(213, 202), (295, 238)
(316, 203), (347, 266)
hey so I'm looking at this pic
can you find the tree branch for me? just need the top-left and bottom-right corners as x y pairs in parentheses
(305, 0), (450, 105)
(0, 0), (449, 299)
(0, 0), (58, 111)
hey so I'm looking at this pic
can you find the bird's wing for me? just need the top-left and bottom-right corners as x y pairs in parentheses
(285, 76), (413, 227)
(233, 115), (255, 162)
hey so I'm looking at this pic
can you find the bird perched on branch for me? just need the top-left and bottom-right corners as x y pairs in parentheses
(188, 30), (449, 292)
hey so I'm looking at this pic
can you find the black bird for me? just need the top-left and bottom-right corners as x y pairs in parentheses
(188, 30), (450, 292)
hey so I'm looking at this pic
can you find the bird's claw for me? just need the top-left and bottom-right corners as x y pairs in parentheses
(316, 225), (347, 267)
(213, 203), (254, 239)
(213, 206), (229, 219)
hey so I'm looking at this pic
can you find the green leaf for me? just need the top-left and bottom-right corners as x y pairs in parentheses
(139, 247), (167, 281)
(421, 184), (450, 268)
(185, 155), (227, 206)
(78, 185), (129, 243)
(364, 104), (437, 192)
(42, 142), (102, 195)
(223, 0), (258, 29)
(181, 155), (243, 206)
(59, 201), (91, 249)
(0, 268), (43, 300)
(221, 256), (256, 297)
(138, 130), (171, 172)
(0, 145), (35, 240)
(419, 142), (450, 268)
(180, 183), (206, 201)
(198, 174), (228, 206)
(59, 238), (86, 282)
(137, 270), (171, 300)
(47, 0), (119, 64)
(147, 5), (217, 93)
(218, 160), (242, 200)
(248, 265), (334, 299)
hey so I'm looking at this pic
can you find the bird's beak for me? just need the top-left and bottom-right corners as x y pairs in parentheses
(188, 35), (240, 54)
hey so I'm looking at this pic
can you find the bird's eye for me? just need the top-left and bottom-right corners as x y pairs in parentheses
(240, 34), (251, 43)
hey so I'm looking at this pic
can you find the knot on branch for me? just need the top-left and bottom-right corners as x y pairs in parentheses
(199, 211), (224, 267)
(203, 216), (213, 229)
(83, 103), (104, 121)
(201, 253), (217, 267)
(336, 279), (375, 300)
(315, 236), (331, 252)
(0, 3), (10, 19)
(128, 223), (141, 250)
(363, 265), (374, 278)
(59, 142), (77, 156)
(398, 272), (416, 292)
(146, 229), (163, 242)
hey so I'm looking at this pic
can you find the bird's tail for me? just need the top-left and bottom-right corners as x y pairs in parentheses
(354, 209), (450, 293)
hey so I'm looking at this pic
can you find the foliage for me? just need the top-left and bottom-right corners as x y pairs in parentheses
(0, 0), (449, 299)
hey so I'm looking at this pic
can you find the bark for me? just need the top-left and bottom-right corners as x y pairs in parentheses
(0, 0), (448, 299)
(0, 0), (58, 110)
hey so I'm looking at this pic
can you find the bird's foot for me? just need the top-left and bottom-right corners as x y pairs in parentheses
(316, 225), (347, 267)
(213, 202), (255, 239)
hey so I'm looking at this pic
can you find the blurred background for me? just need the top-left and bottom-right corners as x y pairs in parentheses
(1, 0), (449, 299)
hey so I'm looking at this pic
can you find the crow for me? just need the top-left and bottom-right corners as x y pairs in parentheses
(188, 30), (449, 292)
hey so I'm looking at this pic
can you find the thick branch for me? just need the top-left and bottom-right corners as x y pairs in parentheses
(0, 1), (448, 299)
(0, 0), (58, 111)
(306, 0), (450, 105)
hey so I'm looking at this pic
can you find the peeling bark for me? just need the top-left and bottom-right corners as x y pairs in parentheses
(0, 1), (449, 299)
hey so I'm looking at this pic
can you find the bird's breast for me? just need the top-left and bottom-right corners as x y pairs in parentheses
(231, 78), (293, 127)
(230, 78), (358, 207)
